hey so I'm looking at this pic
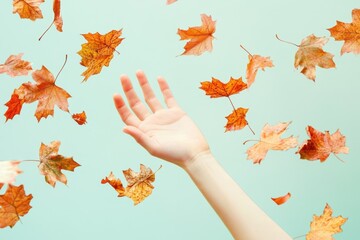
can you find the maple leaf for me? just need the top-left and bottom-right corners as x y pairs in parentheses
(297, 126), (349, 162)
(0, 161), (22, 184)
(0, 53), (32, 77)
(0, 184), (33, 228)
(177, 14), (216, 56)
(77, 29), (124, 81)
(167, 0), (177, 4)
(12, 0), (44, 21)
(38, 141), (80, 187)
(53, 0), (63, 32)
(5, 65), (71, 122)
(244, 122), (298, 164)
(102, 164), (161, 205)
(72, 111), (87, 125)
(271, 192), (291, 205)
(294, 34), (335, 81)
(306, 203), (347, 240)
(328, 9), (360, 55)
(200, 77), (247, 98)
(225, 107), (249, 132)
(245, 54), (274, 88)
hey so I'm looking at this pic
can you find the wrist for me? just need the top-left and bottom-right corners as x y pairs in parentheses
(182, 149), (216, 175)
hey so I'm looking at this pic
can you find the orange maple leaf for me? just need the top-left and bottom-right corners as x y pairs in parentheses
(0, 161), (22, 184)
(306, 203), (347, 240)
(244, 122), (298, 164)
(53, 0), (63, 32)
(328, 9), (360, 55)
(271, 192), (291, 205)
(77, 29), (124, 81)
(5, 66), (71, 122)
(245, 54), (274, 87)
(102, 164), (161, 205)
(0, 53), (32, 77)
(0, 184), (33, 228)
(225, 107), (249, 132)
(72, 111), (87, 125)
(12, 0), (44, 21)
(294, 34), (335, 81)
(200, 77), (247, 98)
(177, 14), (216, 56)
(297, 126), (349, 162)
(38, 141), (80, 187)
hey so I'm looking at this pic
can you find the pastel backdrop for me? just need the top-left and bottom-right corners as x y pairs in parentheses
(0, 0), (358, 239)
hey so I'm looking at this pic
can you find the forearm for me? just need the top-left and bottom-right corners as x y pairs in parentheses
(183, 151), (292, 240)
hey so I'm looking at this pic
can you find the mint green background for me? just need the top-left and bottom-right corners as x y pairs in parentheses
(0, 1), (359, 239)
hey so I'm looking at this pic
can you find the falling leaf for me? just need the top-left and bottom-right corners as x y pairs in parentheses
(0, 184), (33, 228)
(200, 77), (247, 98)
(328, 8), (360, 55)
(0, 161), (22, 184)
(271, 192), (291, 205)
(177, 14), (216, 56)
(77, 29), (124, 81)
(294, 34), (335, 81)
(297, 126), (349, 162)
(5, 66), (71, 122)
(38, 141), (80, 187)
(53, 0), (63, 32)
(306, 203), (347, 240)
(102, 164), (161, 205)
(72, 111), (87, 125)
(225, 107), (249, 132)
(245, 54), (274, 87)
(245, 122), (298, 164)
(12, 0), (45, 21)
(167, 0), (177, 4)
(0, 53), (32, 77)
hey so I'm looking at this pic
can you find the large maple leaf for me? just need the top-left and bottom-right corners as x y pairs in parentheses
(102, 164), (160, 205)
(328, 9), (360, 55)
(4, 66), (71, 122)
(245, 122), (298, 164)
(12, 0), (44, 21)
(0, 161), (22, 184)
(77, 29), (124, 81)
(0, 53), (32, 77)
(245, 54), (274, 88)
(0, 184), (33, 228)
(294, 34), (335, 81)
(200, 77), (247, 98)
(306, 203), (347, 240)
(177, 14), (216, 56)
(297, 126), (349, 162)
(38, 141), (80, 187)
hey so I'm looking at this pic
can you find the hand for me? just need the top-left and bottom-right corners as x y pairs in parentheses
(113, 70), (210, 168)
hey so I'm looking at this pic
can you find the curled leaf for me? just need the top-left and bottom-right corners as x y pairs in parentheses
(0, 53), (32, 77)
(245, 54), (274, 88)
(271, 192), (291, 205)
(0, 161), (22, 184)
(72, 111), (87, 125)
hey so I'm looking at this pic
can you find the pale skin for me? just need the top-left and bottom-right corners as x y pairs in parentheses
(113, 70), (292, 240)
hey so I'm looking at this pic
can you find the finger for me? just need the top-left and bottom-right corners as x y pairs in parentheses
(157, 76), (179, 108)
(136, 70), (163, 112)
(113, 93), (141, 127)
(123, 126), (159, 156)
(120, 74), (151, 120)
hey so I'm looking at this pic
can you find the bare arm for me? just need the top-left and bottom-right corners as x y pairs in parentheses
(113, 70), (291, 240)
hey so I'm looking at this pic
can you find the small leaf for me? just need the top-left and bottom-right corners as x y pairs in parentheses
(271, 192), (291, 205)
(0, 54), (32, 77)
(245, 54), (274, 88)
(12, 0), (44, 21)
(225, 107), (249, 132)
(72, 111), (87, 125)
(0, 161), (22, 184)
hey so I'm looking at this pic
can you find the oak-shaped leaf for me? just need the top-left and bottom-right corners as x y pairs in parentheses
(38, 141), (80, 187)
(271, 192), (291, 205)
(102, 164), (160, 205)
(4, 66), (71, 122)
(0, 54), (32, 77)
(77, 29), (124, 81)
(225, 107), (249, 132)
(297, 126), (349, 162)
(177, 14), (216, 56)
(306, 203), (347, 240)
(245, 122), (298, 164)
(200, 77), (247, 98)
(0, 184), (33, 228)
(72, 111), (87, 125)
(246, 54), (274, 88)
(13, 0), (44, 21)
(328, 9), (360, 55)
(294, 34), (335, 81)
(0, 161), (22, 184)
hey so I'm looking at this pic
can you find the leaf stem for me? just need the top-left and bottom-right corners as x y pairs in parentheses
(55, 55), (68, 82)
(39, 21), (54, 41)
(242, 139), (259, 145)
(333, 153), (345, 163)
(227, 96), (236, 112)
(21, 160), (40, 163)
(240, 44), (253, 57)
(292, 233), (306, 239)
(275, 34), (300, 47)
(247, 123), (255, 135)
